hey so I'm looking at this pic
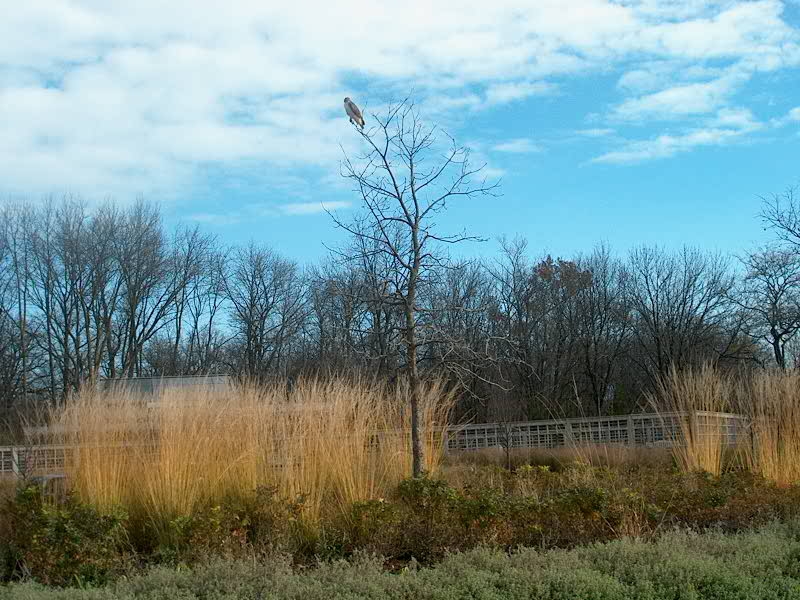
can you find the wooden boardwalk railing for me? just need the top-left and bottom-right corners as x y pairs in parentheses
(1, 411), (747, 478)
(443, 411), (745, 452)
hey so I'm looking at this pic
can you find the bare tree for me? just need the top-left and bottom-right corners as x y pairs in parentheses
(116, 201), (194, 378)
(85, 203), (126, 382)
(575, 245), (631, 416)
(491, 238), (593, 418)
(627, 246), (736, 391)
(0, 221), (25, 412)
(224, 243), (307, 382)
(306, 258), (373, 374)
(760, 186), (800, 247)
(734, 247), (800, 369)
(163, 226), (217, 375)
(334, 99), (498, 477)
(0, 203), (35, 404)
(424, 259), (507, 420)
(183, 248), (229, 374)
(308, 236), (405, 377)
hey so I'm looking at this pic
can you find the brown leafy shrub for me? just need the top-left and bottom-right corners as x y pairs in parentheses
(145, 485), (311, 565)
(333, 463), (800, 564)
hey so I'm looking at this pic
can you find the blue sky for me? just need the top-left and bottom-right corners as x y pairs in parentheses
(2, 1), (800, 264)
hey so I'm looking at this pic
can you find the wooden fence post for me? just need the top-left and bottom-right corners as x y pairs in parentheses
(563, 421), (575, 448)
(11, 447), (19, 477)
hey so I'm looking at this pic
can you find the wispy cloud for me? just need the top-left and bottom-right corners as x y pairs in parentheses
(591, 106), (763, 164)
(281, 201), (352, 215)
(590, 128), (740, 164)
(708, 107), (762, 131)
(591, 126), (755, 165)
(575, 128), (615, 137)
(485, 81), (557, 105)
(491, 138), (542, 153)
(768, 105), (800, 128)
(188, 212), (243, 226)
(187, 200), (352, 225)
(613, 75), (743, 121)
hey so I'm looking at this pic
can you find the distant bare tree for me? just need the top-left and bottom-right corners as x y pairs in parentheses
(224, 243), (307, 382)
(760, 186), (800, 247)
(162, 226), (217, 375)
(575, 245), (631, 416)
(306, 258), (380, 374)
(425, 259), (503, 416)
(184, 248), (229, 374)
(734, 247), (800, 369)
(0, 203), (35, 404)
(116, 201), (199, 378)
(627, 246), (736, 391)
(0, 221), (25, 412)
(491, 237), (593, 418)
(85, 203), (126, 382)
(335, 99), (498, 477)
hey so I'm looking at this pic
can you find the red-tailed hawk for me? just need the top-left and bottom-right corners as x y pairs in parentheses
(343, 97), (365, 128)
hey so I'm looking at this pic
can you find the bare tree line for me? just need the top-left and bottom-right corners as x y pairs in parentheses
(1, 187), (798, 423)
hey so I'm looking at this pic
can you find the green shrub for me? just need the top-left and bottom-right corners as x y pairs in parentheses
(3, 485), (130, 586)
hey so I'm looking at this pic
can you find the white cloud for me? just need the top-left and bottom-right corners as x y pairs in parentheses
(640, 1), (798, 61)
(591, 106), (763, 164)
(617, 68), (666, 94)
(484, 81), (557, 105)
(186, 200), (352, 224)
(591, 128), (741, 164)
(766, 105), (800, 128)
(0, 0), (798, 197)
(491, 138), (542, 153)
(463, 142), (508, 180)
(188, 213), (242, 226)
(709, 107), (761, 131)
(480, 166), (507, 180)
(281, 201), (352, 216)
(613, 74), (744, 121)
(575, 128), (615, 137)
(616, 63), (726, 95)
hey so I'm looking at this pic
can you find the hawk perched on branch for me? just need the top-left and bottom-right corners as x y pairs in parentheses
(343, 97), (365, 129)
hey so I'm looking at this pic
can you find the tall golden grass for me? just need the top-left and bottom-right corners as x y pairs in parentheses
(655, 365), (800, 485)
(735, 369), (800, 486)
(653, 364), (733, 476)
(48, 377), (454, 540)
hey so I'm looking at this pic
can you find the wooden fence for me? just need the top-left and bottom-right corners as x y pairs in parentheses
(1, 411), (746, 479)
(443, 411), (745, 452)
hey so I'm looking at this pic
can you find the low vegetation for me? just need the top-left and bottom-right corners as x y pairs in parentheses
(5, 524), (800, 599)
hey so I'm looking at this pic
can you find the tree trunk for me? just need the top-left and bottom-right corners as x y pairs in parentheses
(407, 236), (425, 478)
(408, 342), (424, 478)
(772, 330), (785, 370)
